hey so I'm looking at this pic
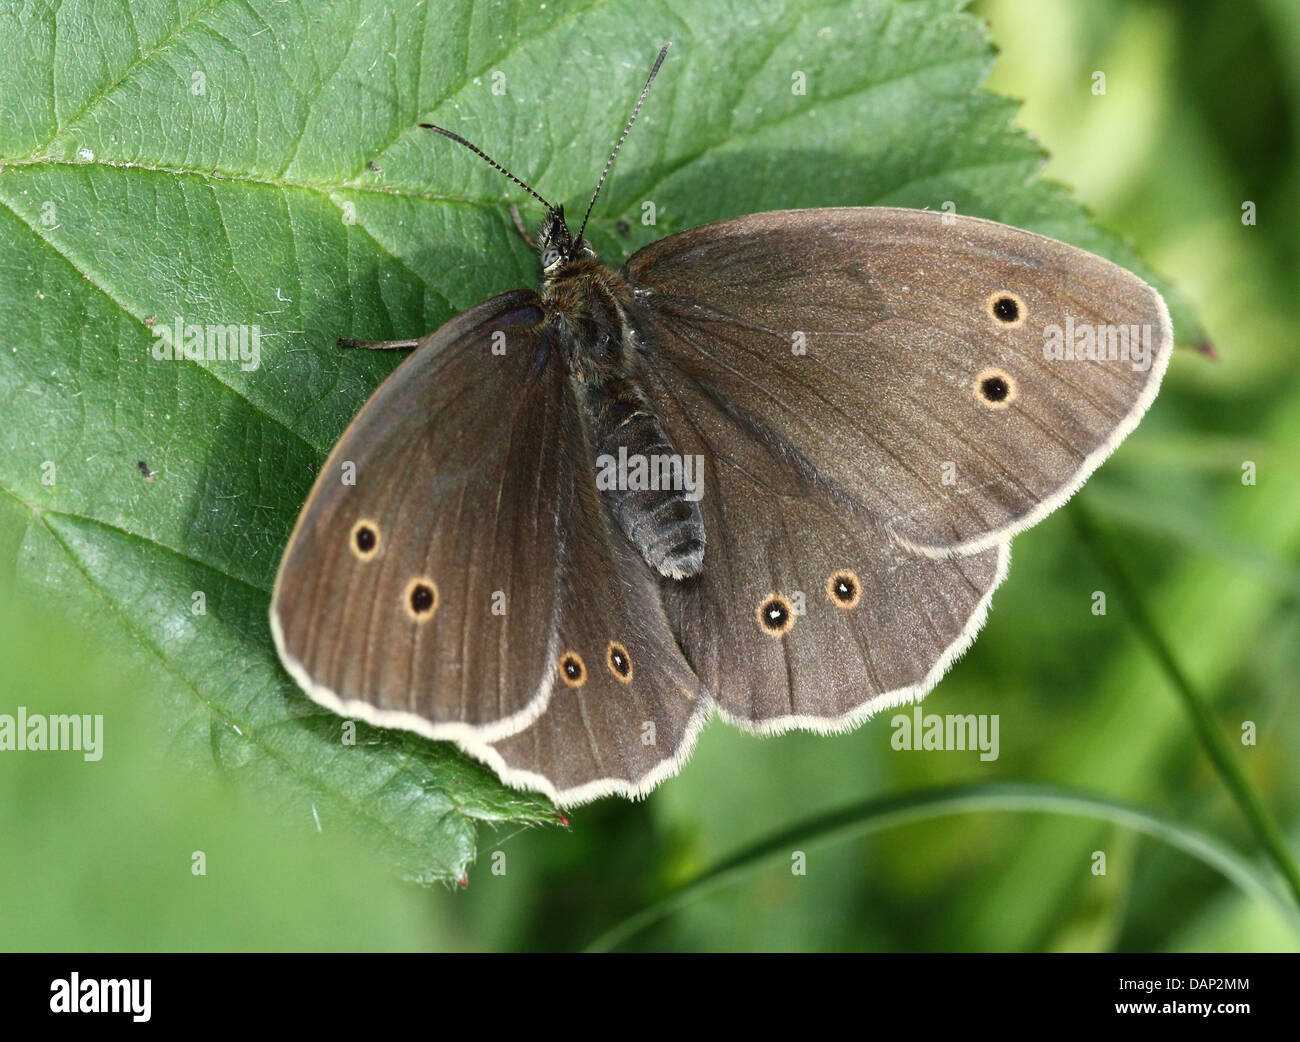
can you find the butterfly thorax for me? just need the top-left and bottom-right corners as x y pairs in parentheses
(542, 250), (706, 581)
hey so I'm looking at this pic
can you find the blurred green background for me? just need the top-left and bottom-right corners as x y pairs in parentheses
(1, 0), (1297, 951)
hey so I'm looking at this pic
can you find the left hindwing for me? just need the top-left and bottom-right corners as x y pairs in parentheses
(480, 382), (711, 807)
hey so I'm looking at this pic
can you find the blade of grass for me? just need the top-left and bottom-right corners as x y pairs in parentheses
(585, 781), (1300, 952)
(1071, 499), (1300, 908)
(1087, 485), (1300, 598)
(959, 386), (1300, 948)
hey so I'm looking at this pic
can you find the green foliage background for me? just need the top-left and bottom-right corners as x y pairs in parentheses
(0, 0), (1296, 951)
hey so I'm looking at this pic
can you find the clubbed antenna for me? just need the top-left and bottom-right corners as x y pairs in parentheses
(418, 123), (555, 212)
(572, 43), (671, 252)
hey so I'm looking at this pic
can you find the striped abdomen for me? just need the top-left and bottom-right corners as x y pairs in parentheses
(585, 376), (705, 580)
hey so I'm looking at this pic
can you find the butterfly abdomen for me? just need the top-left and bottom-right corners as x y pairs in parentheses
(584, 374), (706, 581)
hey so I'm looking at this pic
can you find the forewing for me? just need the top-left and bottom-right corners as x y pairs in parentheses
(624, 207), (1171, 555)
(271, 290), (565, 745)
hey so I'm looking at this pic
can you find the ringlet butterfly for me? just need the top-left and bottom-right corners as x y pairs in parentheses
(272, 44), (1172, 807)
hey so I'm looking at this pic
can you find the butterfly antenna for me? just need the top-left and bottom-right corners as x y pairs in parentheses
(572, 42), (671, 251)
(418, 123), (555, 212)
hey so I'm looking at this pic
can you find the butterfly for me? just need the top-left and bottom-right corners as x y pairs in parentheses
(271, 45), (1172, 807)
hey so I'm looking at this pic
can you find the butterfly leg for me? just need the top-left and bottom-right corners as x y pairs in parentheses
(336, 337), (421, 350)
(509, 204), (537, 249)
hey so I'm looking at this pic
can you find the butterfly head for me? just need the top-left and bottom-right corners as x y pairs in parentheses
(539, 206), (593, 273)
(420, 44), (670, 281)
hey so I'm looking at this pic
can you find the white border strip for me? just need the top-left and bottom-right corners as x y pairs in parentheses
(268, 600), (558, 748)
(471, 690), (717, 809)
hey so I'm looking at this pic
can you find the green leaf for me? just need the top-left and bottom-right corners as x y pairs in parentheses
(0, 0), (1196, 881)
(0, 596), (447, 949)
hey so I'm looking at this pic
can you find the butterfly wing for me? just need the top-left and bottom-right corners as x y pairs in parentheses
(642, 361), (1007, 731)
(271, 290), (570, 745)
(623, 207), (1172, 555)
(273, 290), (707, 798)
(480, 383), (710, 807)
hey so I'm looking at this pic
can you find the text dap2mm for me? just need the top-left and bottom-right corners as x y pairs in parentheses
(271, 45), (1171, 808)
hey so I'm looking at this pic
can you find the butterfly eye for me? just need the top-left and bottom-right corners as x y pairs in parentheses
(756, 594), (796, 637)
(986, 291), (1025, 327)
(403, 578), (439, 621)
(606, 641), (633, 683)
(559, 651), (587, 687)
(542, 247), (563, 268)
(826, 570), (861, 609)
(350, 520), (380, 561)
(974, 368), (1017, 409)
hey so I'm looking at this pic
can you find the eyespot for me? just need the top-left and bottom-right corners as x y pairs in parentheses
(826, 570), (861, 609)
(975, 368), (1017, 409)
(986, 291), (1025, 327)
(350, 520), (380, 561)
(756, 594), (795, 637)
(606, 642), (633, 683)
(403, 578), (439, 621)
(559, 651), (587, 688)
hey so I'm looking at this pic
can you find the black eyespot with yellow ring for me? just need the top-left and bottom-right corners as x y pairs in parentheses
(350, 520), (380, 561)
(757, 594), (796, 637)
(404, 577), (439, 621)
(607, 642), (633, 683)
(974, 368), (1017, 409)
(986, 291), (1026, 327)
(827, 570), (861, 609)
(559, 651), (587, 688)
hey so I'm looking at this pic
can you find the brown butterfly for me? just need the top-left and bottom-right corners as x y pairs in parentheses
(271, 45), (1172, 807)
